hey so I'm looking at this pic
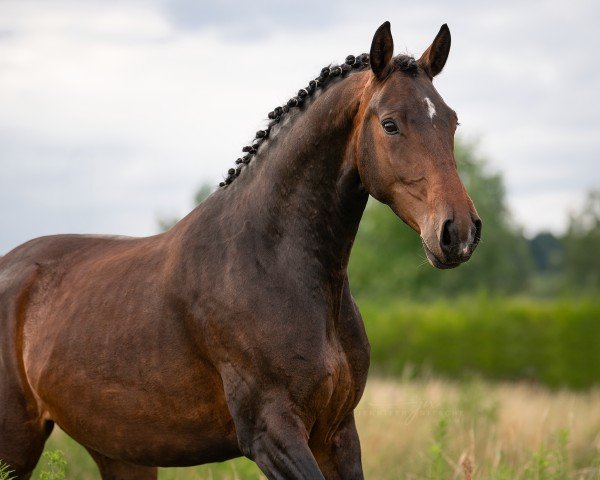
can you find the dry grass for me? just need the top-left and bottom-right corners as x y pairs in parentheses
(35, 377), (600, 479)
(357, 377), (600, 479)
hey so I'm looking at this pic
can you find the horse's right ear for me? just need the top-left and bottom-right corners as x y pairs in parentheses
(418, 24), (451, 79)
(370, 21), (394, 80)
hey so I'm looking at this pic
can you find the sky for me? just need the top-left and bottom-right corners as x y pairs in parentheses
(0, 0), (598, 253)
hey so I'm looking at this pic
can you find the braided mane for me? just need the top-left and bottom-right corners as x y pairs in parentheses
(219, 53), (418, 187)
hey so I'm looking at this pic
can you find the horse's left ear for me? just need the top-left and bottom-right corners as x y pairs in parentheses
(370, 21), (394, 80)
(418, 24), (451, 79)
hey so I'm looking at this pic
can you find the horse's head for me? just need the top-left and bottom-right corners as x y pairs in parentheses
(354, 22), (481, 269)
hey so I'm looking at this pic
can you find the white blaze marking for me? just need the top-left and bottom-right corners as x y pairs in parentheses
(424, 97), (436, 119)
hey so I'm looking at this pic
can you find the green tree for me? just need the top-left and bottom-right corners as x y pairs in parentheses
(529, 232), (565, 273)
(562, 189), (600, 291)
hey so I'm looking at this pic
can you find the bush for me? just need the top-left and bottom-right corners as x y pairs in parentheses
(359, 296), (600, 389)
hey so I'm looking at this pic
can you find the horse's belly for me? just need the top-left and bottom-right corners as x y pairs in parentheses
(24, 323), (240, 466)
(45, 367), (240, 465)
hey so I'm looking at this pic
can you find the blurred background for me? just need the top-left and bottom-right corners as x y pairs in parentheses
(1, 1), (599, 479)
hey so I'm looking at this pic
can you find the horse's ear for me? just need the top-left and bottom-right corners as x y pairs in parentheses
(370, 21), (394, 80)
(418, 24), (451, 79)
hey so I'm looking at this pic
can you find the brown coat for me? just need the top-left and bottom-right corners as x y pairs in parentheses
(0, 22), (479, 479)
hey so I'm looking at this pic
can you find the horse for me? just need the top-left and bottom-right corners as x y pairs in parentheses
(0, 21), (481, 479)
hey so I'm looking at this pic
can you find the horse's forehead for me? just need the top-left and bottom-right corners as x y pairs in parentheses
(402, 77), (451, 118)
(374, 75), (446, 117)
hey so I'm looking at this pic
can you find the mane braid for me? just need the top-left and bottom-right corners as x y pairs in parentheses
(218, 53), (418, 187)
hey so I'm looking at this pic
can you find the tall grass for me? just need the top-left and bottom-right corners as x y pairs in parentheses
(357, 377), (599, 479)
(0, 462), (15, 480)
(1, 451), (67, 480)
(30, 377), (600, 479)
(38, 451), (67, 480)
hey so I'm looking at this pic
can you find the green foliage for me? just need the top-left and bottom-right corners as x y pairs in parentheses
(529, 232), (565, 273)
(437, 393), (585, 480)
(524, 430), (570, 480)
(349, 139), (534, 298)
(360, 296), (600, 389)
(0, 461), (15, 480)
(160, 458), (263, 479)
(428, 414), (450, 480)
(491, 463), (515, 480)
(563, 189), (600, 291)
(38, 450), (67, 480)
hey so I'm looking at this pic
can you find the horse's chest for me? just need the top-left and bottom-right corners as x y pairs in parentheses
(307, 333), (368, 430)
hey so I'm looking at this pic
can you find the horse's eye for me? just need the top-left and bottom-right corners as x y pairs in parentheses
(381, 119), (399, 135)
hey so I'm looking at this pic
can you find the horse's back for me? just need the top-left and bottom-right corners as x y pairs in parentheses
(1, 233), (139, 272)
(0, 233), (139, 294)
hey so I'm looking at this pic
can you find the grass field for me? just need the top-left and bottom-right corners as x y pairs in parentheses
(30, 377), (600, 479)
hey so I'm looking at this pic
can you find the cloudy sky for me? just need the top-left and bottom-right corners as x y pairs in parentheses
(1, 0), (598, 253)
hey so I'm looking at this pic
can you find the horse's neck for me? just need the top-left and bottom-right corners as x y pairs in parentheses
(183, 72), (369, 280)
(250, 73), (369, 273)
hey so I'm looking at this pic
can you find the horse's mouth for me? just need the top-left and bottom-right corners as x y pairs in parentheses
(422, 241), (462, 270)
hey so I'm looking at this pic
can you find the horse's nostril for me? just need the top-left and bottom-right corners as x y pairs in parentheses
(472, 218), (482, 245)
(441, 219), (453, 249)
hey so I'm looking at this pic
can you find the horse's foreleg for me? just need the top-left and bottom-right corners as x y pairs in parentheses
(85, 448), (157, 480)
(312, 413), (364, 480)
(233, 403), (325, 480)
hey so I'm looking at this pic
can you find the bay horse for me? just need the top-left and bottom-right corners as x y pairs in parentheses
(0, 22), (480, 479)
